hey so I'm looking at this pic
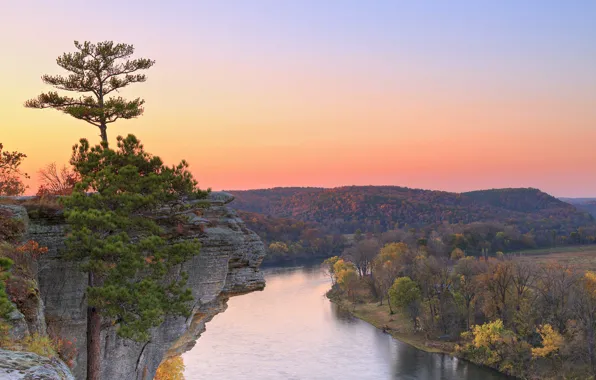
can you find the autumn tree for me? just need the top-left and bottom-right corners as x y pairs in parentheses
(389, 277), (421, 328)
(25, 41), (155, 144)
(450, 248), (465, 261)
(454, 257), (483, 330)
(63, 135), (207, 380)
(0, 143), (29, 196)
(510, 260), (537, 335)
(573, 271), (596, 374)
(333, 259), (359, 301)
(535, 263), (578, 333)
(458, 319), (522, 368)
(531, 324), (563, 359)
(343, 238), (379, 277)
(372, 243), (407, 310)
(480, 260), (514, 325)
(36, 162), (79, 196)
(322, 256), (340, 285)
(268, 241), (289, 257)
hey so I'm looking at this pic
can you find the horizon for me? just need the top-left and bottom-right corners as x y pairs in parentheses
(223, 184), (594, 199)
(2, 1), (595, 197)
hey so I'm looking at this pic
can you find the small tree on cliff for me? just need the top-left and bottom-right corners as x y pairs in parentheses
(62, 135), (208, 380)
(25, 41), (154, 145)
(0, 143), (29, 196)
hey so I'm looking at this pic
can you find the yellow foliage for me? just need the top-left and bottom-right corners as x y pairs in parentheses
(532, 324), (563, 358)
(336, 267), (358, 288)
(584, 271), (596, 298)
(268, 242), (289, 254)
(379, 242), (408, 259)
(472, 319), (505, 348)
(155, 356), (185, 380)
(450, 248), (465, 260)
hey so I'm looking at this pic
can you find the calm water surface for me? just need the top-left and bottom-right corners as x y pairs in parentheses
(183, 266), (509, 380)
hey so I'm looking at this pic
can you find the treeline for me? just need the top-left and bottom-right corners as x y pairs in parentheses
(326, 234), (596, 378)
(246, 211), (596, 264)
(381, 221), (596, 257)
(231, 186), (594, 237)
(238, 211), (347, 264)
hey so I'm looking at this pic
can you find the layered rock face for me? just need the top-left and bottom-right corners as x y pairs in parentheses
(0, 349), (75, 380)
(14, 192), (265, 380)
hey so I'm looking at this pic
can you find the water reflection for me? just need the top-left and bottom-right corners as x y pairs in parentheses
(183, 265), (510, 380)
(329, 302), (358, 324)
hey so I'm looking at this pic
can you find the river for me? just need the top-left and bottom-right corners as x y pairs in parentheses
(183, 265), (510, 380)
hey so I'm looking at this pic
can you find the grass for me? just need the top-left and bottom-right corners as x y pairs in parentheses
(328, 292), (455, 355)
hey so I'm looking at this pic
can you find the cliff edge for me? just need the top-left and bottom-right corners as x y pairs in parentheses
(5, 191), (265, 380)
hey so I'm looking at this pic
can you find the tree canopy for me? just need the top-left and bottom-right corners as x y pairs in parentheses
(25, 41), (155, 144)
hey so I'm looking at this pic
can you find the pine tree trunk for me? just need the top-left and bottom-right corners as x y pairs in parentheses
(99, 124), (108, 145)
(87, 273), (101, 380)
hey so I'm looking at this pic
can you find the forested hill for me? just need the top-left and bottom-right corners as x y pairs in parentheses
(229, 186), (593, 234)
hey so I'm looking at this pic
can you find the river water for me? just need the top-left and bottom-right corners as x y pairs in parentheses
(183, 265), (510, 380)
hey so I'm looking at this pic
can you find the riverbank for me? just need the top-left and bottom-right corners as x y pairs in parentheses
(325, 292), (525, 379)
(185, 265), (510, 379)
(326, 290), (456, 355)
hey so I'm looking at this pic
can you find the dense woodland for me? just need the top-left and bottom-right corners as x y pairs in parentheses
(237, 211), (347, 264)
(326, 234), (596, 379)
(231, 186), (593, 234)
(232, 187), (596, 261)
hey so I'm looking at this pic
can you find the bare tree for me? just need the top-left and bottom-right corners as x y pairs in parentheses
(343, 238), (380, 277)
(36, 162), (79, 196)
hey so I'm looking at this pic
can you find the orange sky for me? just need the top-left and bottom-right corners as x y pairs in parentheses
(1, 1), (595, 196)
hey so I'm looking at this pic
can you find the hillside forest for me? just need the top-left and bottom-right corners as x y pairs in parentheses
(231, 187), (596, 263)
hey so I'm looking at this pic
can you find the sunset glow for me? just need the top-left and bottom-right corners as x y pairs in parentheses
(1, 1), (595, 196)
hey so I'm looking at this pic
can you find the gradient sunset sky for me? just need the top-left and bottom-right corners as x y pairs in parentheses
(1, 1), (595, 196)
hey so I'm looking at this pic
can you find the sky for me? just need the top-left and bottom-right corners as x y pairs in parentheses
(1, 1), (595, 197)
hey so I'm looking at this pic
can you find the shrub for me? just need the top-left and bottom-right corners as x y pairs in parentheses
(51, 336), (78, 368)
(0, 208), (25, 243)
(22, 333), (58, 358)
(0, 256), (14, 319)
(1, 240), (48, 279)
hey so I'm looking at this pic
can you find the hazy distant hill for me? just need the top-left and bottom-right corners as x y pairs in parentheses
(561, 198), (596, 218)
(229, 186), (594, 234)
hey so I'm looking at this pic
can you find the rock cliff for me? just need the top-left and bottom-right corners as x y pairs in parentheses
(0, 348), (75, 380)
(5, 192), (265, 380)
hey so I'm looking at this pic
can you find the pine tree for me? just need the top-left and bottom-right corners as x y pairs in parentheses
(25, 41), (154, 145)
(62, 135), (207, 380)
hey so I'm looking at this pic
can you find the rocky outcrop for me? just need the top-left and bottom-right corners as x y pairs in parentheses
(0, 349), (74, 380)
(6, 305), (28, 341)
(5, 192), (265, 380)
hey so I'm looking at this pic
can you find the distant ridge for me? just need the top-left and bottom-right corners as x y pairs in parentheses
(561, 197), (596, 218)
(228, 186), (594, 234)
